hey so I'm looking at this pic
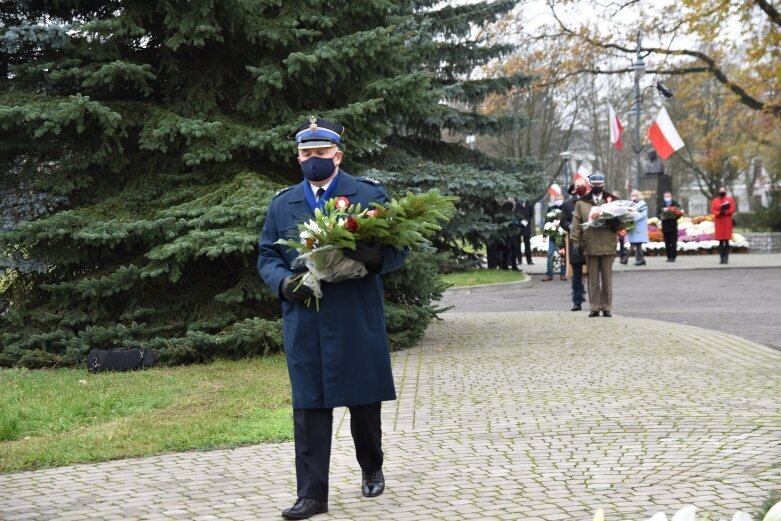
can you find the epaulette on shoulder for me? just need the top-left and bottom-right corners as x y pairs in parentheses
(274, 185), (294, 198)
(356, 176), (382, 186)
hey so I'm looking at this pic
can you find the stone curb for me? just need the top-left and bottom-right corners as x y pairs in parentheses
(444, 262), (781, 295)
(444, 276), (531, 295)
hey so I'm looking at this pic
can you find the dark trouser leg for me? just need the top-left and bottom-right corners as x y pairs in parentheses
(571, 263), (584, 305)
(486, 242), (497, 269)
(498, 243), (510, 269)
(632, 242), (644, 263)
(348, 402), (383, 474)
(294, 408), (333, 502)
(508, 236), (520, 269)
(619, 236), (626, 259)
(663, 231), (677, 259)
(523, 235), (533, 263)
(546, 238), (555, 276)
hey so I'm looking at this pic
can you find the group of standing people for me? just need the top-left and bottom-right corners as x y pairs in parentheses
(486, 198), (534, 271)
(555, 179), (737, 317)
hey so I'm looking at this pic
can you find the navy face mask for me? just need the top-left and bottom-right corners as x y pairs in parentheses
(301, 156), (336, 181)
(591, 186), (603, 195)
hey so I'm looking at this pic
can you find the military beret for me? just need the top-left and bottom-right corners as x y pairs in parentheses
(289, 116), (344, 149)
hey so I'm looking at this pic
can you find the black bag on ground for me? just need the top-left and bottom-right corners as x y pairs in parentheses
(87, 348), (157, 373)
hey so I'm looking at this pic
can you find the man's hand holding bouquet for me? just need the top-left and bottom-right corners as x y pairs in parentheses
(660, 206), (684, 220)
(582, 200), (638, 231)
(276, 191), (457, 309)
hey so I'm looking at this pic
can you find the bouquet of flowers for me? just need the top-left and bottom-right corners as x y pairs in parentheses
(660, 206), (684, 220)
(542, 208), (566, 272)
(582, 200), (638, 229)
(276, 191), (457, 308)
(542, 208), (565, 247)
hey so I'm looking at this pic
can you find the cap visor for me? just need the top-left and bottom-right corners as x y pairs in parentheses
(297, 140), (337, 149)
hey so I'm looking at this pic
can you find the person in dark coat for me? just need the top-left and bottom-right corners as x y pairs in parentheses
(258, 117), (408, 520)
(498, 199), (520, 271)
(561, 180), (588, 311)
(514, 198), (535, 265)
(657, 191), (682, 262)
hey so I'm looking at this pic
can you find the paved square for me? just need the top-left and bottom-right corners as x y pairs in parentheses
(1, 312), (779, 520)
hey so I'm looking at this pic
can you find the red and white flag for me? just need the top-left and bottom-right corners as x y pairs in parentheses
(574, 162), (591, 184)
(647, 106), (685, 160)
(547, 182), (562, 197)
(608, 103), (624, 150)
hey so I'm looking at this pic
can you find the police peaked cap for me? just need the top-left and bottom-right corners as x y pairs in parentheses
(289, 116), (344, 149)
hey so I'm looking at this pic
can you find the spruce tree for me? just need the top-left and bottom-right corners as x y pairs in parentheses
(0, 0), (540, 367)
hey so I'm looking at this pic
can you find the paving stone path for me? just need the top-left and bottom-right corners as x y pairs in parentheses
(1, 312), (780, 520)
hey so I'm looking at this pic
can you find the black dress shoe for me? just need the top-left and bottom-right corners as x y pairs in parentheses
(602, 310), (612, 317)
(588, 311), (600, 317)
(571, 304), (581, 311)
(282, 498), (328, 519)
(634, 261), (646, 266)
(362, 469), (385, 498)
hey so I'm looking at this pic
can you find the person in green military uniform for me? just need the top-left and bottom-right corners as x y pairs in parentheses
(569, 173), (623, 317)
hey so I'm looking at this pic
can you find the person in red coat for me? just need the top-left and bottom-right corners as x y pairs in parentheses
(711, 186), (736, 264)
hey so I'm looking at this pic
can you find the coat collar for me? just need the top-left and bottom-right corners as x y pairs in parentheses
(581, 191), (617, 205)
(285, 170), (358, 218)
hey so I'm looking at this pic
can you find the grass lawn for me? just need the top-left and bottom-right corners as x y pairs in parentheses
(0, 356), (292, 473)
(441, 268), (526, 287)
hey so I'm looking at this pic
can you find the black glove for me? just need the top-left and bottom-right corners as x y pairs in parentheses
(342, 238), (384, 273)
(281, 274), (314, 303)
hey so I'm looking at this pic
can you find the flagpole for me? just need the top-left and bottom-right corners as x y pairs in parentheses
(631, 30), (645, 193)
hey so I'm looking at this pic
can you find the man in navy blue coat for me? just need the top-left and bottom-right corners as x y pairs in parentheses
(258, 116), (408, 520)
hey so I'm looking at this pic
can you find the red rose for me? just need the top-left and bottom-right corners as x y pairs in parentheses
(345, 216), (359, 232)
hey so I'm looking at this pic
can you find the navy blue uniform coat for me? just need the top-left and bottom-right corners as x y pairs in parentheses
(258, 171), (408, 409)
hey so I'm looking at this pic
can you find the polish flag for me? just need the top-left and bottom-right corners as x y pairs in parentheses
(574, 163), (591, 184)
(547, 183), (562, 197)
(608, 103), (624, 150)
(647, 107), (685, 160)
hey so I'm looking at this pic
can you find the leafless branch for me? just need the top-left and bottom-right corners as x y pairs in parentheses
(754, 0), (781, 27)
(543, 2), (780, 118)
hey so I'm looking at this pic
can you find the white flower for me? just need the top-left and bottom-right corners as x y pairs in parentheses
(764, 500), (781, 521)
(671, 505), (696, 521)
(303, 220), (323, 235)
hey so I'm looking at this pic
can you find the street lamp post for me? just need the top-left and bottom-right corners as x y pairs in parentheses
(560, 151), (572, 189)
(630, 30), (645, 193)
